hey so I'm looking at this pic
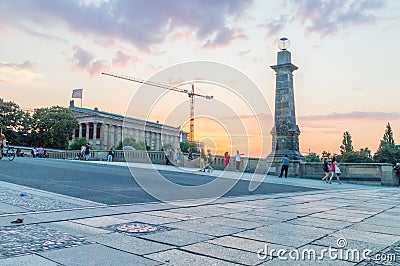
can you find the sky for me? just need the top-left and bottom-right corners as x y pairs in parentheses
(0, 0), (400, 157)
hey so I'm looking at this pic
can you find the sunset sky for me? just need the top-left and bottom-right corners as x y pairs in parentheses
(1, 0), (399, 157)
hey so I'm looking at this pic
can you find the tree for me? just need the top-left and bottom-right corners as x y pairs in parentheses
(0, 98), (26, 143)
(116, 137), (148, 150)
(382, 122), (395, 146)
(341, 148), (373, 163)
(373, 123), (399, 164)
(321, 151), (331, 159)
(304, 152), (321, 162)
(31, 106), (78, 149)
(161, 142), (174, 151)
(340, 131), (354, 154)
(70, 137), (87, 150)
(180, 141), (199, 153)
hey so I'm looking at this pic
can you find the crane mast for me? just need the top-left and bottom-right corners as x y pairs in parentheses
(102, 72), (213, 142)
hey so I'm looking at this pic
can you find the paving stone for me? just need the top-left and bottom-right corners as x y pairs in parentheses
(115, 212), (181, 224)
(0, 254), (59, 266)
(235, 224), (332, 248)
(0, 202), (29, 214)
(45, 221), (111, 236)
(207, 235), (291, 253)
(166, 219), (245, 237)
(0, 224), (92, 259)
(182, 242), (262, 265)
(0, 214), (44, 227)
(73, 216), (128, 227)
(346, 223), (400, 237)
(221, 212), (283, 225)
(358, 239), (400, 265)
(330, 229), (400, 246)
(146, 210), (200, 220)
(146, 248), (234, 265)
(0, 186), (83, 212)
(197, 216), (265, 229)
(39, 243), (159, 266)
(312, 236), (387, 256)
(138, 229), (214, 246)
(308, 213), (365, 223)
(88, 232), (172, 255)
(286, 216), (354, 230)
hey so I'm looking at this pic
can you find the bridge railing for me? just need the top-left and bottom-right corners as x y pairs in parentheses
(13, 146), (398, 186)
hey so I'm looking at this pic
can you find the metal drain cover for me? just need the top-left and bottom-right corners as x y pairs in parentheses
(116, 223), (158, 233)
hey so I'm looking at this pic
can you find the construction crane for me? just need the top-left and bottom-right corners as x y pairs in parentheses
(102, 72), (213, 142)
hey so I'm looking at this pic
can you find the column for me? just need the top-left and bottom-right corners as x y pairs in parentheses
(117, 126), (122, 146)
(79, 123), (83, 138)
(85, 123), (89, 141)
(93, 123), (98, 149)
(156, 133), (161, 151)
(269, 39), (303, 161)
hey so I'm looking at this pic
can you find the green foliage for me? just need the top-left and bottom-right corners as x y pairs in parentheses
(382, 122), (395, 146)
(340, 131), (354, 154)
(304, 152), (321, 162)
(373, 143), (399, 164)
(161, 142), (174, 151)
(180, 141), (199, 153)
(321, 151), (331, 159)
(30, 106), (78, 149)
(70, 138), (87, 150)
(341, 149), (373, 163)
(116, 137), (148, 150)
(373, 123), (399, 164)
(0, 98), (29, 144)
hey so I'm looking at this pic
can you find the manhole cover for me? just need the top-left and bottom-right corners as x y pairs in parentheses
(116, 223), (158, 233)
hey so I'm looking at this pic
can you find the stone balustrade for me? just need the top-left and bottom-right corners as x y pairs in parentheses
(16, 147), (399, 186)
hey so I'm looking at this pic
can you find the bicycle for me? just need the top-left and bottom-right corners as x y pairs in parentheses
(0, 142), (16, 161)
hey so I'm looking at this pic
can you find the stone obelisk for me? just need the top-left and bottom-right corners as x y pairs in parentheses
(268, 38), (304, 169)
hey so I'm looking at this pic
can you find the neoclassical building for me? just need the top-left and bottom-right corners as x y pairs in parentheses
(69, 101), (180, 150)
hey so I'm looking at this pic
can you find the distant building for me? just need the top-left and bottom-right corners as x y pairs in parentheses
(69, 101), (180, 150)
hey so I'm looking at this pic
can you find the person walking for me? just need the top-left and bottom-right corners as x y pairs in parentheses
(224, 152), (230, 168)
(205, 149), (213, 172)
(322, 157), (330, 181)
(394, 163), (400, 186)
(174, 148), (182, 166)
(31, 147), (37, 158)
(84, 143), (90, 161)
(279, 154), (290, 178)
(80, 144), (86, 160)
(235, 150), (244, 171)
(328, 157), (342, 184)
(188, 148), (193, 161)
(199, 148), (206, 171)
(107, 146), (115, 162)
(0, 130), (6, 150)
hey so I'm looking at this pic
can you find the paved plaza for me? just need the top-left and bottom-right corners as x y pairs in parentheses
(0, 160), (399, 265)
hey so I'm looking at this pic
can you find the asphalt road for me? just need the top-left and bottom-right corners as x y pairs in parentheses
(0, 158), (317, 205)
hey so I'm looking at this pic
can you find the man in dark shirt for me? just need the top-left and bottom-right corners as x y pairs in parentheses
(279, 154), (290, 178)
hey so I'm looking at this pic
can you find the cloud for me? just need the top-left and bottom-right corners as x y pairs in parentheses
(259, 15), (290, 37)
(112, 50), (140, 68)
(71, 45), (110, 76)
(299, 111), (400, 121)
(0, 0), (253, 50)
(0, 60), (42, 84)
(287, 0), (386, 37)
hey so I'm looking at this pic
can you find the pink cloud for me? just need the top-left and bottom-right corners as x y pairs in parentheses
(1, 1), (254, 51)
